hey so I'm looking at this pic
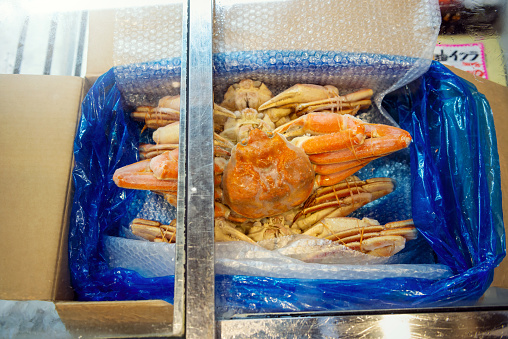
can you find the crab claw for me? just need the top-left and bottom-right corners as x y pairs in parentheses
(113, 149), (179, 193)
(273, 112), (365, 137)
(213, 103), (237, 119)
(214, 103), (237, 133)
(275, 113), (412, 187)
(258, 84), (339, 111)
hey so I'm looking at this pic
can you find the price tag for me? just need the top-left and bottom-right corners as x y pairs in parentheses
(434, 43), (488, 79)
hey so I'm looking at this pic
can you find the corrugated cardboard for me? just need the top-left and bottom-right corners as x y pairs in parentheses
(0, 74), (82, 301)
(0, 74), (174, 336)
(86, 10), (115, 81)
(55, 300), (174, 337)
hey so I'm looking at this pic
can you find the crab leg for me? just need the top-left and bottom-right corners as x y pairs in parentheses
(306, 177), (394, 207)
(294, 177), (394, 231)
(259, 85), (373, 116)
(131, 107), (180, 130)
(309, 132), (411, 165)
(131, 218), (177, 243)
(214, 132), (234, 158)
(139, 143), (178, 160)
(291, 130), (366, 155)
(215, 218), (256, 243)
(258, 84), (339, 111)
(131, 95), (181, 130)
(113, 149), (179, 192)
(304, 217), (416, 257)
(163, 192), (178, 206)
(296, 96), (372, 115)
(313, 158), (375, 175)
(294, 194), (374, 231)
(274, 112), (365, 137)
(315, 164), (369, 187)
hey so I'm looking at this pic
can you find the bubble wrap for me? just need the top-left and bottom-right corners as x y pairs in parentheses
(104, 236), (450, 281)
(215, 240), (452, 280)
(104, 236), (176, 278)
(213, 0), (441, 121)
(113, 4), (183, 107)
(213, 0), (440, 57)
(110, 0), (440, 112)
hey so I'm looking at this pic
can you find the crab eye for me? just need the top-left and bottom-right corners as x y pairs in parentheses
(240, 138), (248, 146)
(266, 131), (274, 138)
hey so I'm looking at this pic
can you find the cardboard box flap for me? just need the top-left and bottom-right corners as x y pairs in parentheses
(0, 74), (83, 300)
(55, 300), (174, 337)
(86, 10), (115, 80)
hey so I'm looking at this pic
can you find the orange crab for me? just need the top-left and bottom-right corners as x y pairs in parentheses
(114, 112), (410, 225)
(113, 81), (412, 234)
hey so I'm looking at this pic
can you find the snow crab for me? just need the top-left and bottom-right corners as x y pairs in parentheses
(113, 80), (416, 256)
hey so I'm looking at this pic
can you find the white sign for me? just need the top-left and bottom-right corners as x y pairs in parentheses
(434, 43), (488, 79)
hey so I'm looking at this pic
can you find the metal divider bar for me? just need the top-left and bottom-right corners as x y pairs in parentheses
(185, 0), (215, 337)
(217, 310), (508, 337)
(173, 0), (190, 336)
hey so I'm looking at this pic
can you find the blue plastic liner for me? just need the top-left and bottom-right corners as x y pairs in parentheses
(69, 57), (504, 311)
(69, 69), (175, 302)
(215, 61), (505, 314)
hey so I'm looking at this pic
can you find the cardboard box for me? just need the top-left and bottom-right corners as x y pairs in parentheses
(0, 74), (176, 338)
(1, 12), (179, 333)
(0, 7), (506, 338)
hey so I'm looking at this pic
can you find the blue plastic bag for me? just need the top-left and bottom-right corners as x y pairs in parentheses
(215, 61), (505, 314)
(69, 68), (175, 302)
(69, 57), (504, 311)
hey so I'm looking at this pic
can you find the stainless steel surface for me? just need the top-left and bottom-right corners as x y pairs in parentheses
(186, 0), (215, 337)
(217, 310), (508, 338)
(172, 0), (189, 336)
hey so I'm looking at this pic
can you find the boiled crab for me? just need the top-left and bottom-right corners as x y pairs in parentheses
(134, 215), (416, 257)
(130, 218), (177, 243)
(303, 217), (417, 257)
(113, 80), (416, 257)
(131, 95), (181, 130)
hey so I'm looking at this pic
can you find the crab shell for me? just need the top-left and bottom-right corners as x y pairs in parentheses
(222, 128), (315, 219)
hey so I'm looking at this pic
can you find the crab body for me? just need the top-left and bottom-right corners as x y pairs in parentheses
(222, 128), (314, 219)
